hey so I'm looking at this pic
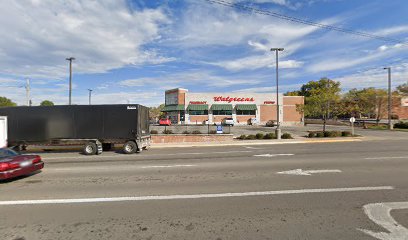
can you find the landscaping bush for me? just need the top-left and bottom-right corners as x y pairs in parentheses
(150, 130), (158, 134)
(394, 121), (408, 129)
(245, 134), (257, 140)
(263, 133), (276, 139)
(341, 131), (352, 137)
(308, 132), (316, 138)
(238, 135), (247, 140)
(162, 129), (173, 134)
(316, 132), (325, 138)
(192, 130), (202, 134)
(333, 131), (342, 137)
(255, 133), (265, 139)
(182, 130), (190, 134)
(209, 130), (217, 134)
(281, 133), (293, 139)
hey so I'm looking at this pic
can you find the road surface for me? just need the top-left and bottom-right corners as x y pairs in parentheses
(1, 139), (408, 239)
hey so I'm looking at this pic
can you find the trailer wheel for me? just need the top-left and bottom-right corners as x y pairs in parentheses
(83, 142), (97, 155)
(123, 141), (137, 154)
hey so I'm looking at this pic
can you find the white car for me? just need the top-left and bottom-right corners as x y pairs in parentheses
(222, 118), (234, 126)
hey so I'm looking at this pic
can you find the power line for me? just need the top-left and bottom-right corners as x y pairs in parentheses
(204, 0), (407, 45)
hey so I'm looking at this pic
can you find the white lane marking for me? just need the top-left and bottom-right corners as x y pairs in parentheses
(0, 186), (394, 206)
(254, 154), (294, 157)
(277, 169), (342, 176)
(42, 151), (253, 160)
(359, 202), (408, 240)
(365, 156), (408, 160)
(245, 147), (264, 149)
(49, 164), (196, 172)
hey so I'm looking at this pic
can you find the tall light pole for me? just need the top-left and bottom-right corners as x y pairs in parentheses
(25, 78), (31, 106)
(271, 48), (284, 139)
(88, 89), (93, 105)
(384, 67), (393, 130)
(66, 57), (75, 105)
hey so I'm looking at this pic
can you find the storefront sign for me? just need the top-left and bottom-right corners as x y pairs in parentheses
(213, 96), (255, 103)
(263, 101), (275, 104)
(189, 101), (207, 104)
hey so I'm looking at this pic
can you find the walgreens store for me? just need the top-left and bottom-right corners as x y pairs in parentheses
(162, 88), (304, 125)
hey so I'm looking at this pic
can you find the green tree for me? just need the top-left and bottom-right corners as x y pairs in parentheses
(298, 78), (341, 131)
(396, 83), (408, 96)
(284, 91), (300, 96)
(40, 100), (54, 106)
(149, 104), (165, 120)
(0, 96), (17, 107)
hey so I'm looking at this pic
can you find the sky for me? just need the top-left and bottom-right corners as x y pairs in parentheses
(0, 0), (408, 107)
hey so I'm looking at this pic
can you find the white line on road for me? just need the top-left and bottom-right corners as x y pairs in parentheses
(140, 165), (196, 169)
(365, 156), (408, 160)
(277, 169), (342, 176)
(48, 164), (197, 172)
(42, 151), (253, 160)
(0, 186), (394, 206)
(254, 154), (294, 157)
(359, 202), (408, 240)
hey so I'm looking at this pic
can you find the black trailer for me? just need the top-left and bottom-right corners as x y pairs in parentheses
(0, 104), (151, 155)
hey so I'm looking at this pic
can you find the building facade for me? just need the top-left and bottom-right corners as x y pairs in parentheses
(163, 88), (304, 125)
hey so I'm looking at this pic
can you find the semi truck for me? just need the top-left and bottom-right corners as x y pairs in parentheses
(0, 104), (150, 155)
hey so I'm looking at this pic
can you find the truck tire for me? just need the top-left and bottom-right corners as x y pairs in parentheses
(123, 141), (137, 154)
(83, 142), (97, 155)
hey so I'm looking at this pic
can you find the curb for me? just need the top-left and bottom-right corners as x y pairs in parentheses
(150, 137), (364, 149)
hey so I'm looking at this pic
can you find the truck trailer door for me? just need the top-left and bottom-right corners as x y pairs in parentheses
(0, 116), (7, 148)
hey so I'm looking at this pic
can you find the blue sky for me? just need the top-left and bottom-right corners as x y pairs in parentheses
(0, 0), (407, 106)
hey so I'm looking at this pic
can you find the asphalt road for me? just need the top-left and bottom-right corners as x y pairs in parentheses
(1, 140), (408, 240)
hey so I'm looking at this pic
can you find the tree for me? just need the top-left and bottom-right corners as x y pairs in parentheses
(40, 100), (54, 106)
(0, 96), (17, 107)
(299, 78), (341, 131)
(149, 104), (165, 120)
(284, 91), (300, 96)
(396, 83), (408, 96)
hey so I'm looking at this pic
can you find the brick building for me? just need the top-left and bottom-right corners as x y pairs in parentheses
(162, 88), (304, 125)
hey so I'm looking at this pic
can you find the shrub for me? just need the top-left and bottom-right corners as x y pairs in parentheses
(238, 135), (247, 140)
(182, 130), (190, 134)
(150, 130), (158, 134)
(332, 131), (342, 137)
(394, 121), (408, 129)
(308, 132), (316, 138)
(263, 133), (276, 139)
(316, 132), (325, 138)
(209, 130), (217, 134)
(245, 134), (257, 140)
(255, 133), (264, 139)
(341, 131), (352, 137)
(192, 130), (202, 134)
(281, 133), (293, 139)
(162, 129), (173, 134)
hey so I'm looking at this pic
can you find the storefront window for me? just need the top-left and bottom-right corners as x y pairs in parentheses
(189, 110), (208, 115)
(212, 110), (232, 115)
(236, 110), (256, 115)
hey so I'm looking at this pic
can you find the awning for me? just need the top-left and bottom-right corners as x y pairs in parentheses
(187, 104), (208, 111)
(235, 104), (257, 111)
(211, 104), (233, 111)
(162, 105), (185, 112)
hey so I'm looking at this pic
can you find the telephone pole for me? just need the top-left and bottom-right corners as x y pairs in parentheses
(25, 78), (31, 106)
(384, 67), (393, 130)
(270, 48), (284, 139)
(88, 89), (93, 105)
(66, 57), (75, 105)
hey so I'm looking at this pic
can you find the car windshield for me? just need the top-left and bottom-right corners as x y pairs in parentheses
(0, 149), (18, 159)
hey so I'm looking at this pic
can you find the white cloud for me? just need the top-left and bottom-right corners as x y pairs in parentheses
(0, 0), (171, 79)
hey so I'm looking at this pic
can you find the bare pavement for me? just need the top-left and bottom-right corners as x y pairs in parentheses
(1, 137), (408, 240)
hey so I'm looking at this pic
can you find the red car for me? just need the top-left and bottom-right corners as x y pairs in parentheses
(0, 148), (44, 180)
(159, 118), (171, 126)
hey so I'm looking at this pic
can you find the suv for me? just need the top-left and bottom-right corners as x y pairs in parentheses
(222, 117), (234, 126)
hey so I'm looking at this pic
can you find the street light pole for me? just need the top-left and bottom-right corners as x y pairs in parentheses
(384, 67), (393, 130)
(88, 89), (93, 105)
(66, 57), (75, 105)
(270, 48), (284, 139)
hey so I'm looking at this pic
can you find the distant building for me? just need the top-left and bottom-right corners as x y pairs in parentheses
(391, 96), (408, 120)
(162, 88), (304, 125)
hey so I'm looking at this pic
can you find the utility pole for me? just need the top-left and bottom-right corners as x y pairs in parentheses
(270, 48), (284, 139)
(66, 57), (75, 105)
(384, 67), (393, 130)
(88, 89), (93, 105)
(25, 78), (31, 106)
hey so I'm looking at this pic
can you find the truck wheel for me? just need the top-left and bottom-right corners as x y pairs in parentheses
(123, 141), (137, 154)
(83, 142), (97, 155)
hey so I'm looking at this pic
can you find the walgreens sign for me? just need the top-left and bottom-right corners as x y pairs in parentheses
(213, 96), (255, 103)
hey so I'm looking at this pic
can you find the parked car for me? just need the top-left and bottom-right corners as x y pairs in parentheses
(266, 120), (277, 127)
(159, 118), (171, 126)
(222, 117), (234, 126)
(0, 148), (44, 180)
